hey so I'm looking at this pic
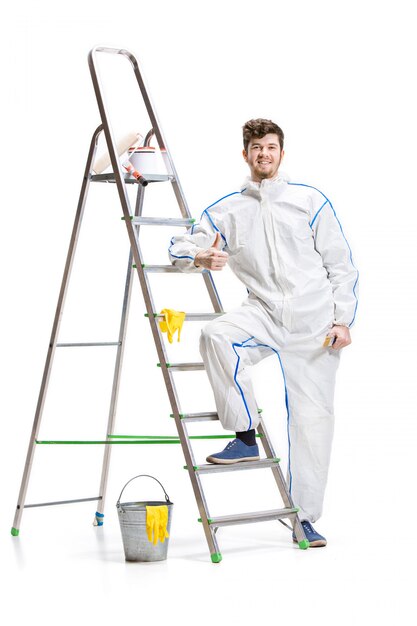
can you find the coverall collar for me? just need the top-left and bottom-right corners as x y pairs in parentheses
(241, 172), (289, 198)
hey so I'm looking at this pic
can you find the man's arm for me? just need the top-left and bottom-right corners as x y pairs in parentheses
(312, 198), (359, 340)
(168, 212), (228, 273)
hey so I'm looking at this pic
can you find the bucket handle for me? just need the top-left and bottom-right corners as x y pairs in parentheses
(116, 474), (171, 506)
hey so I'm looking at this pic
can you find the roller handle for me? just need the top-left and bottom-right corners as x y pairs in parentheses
(123, 160), (148, 186)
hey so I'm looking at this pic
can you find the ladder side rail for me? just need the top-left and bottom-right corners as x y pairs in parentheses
(131, 217), (220, 556)
(129, 59), (190, 218)
(129, 216), (222, 556)
(256, 420), (306, 543)
(256, 420), (294, 509)
(88, 53), (220, 556)
(202, 273), (224, 313)
(12, 125), (103, 534)
(128, 48), (225, 315)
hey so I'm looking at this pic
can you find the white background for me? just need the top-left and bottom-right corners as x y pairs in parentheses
(1, 1), (416, 624)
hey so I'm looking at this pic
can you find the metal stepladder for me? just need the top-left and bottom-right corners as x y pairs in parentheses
(11, 46), (309, 561)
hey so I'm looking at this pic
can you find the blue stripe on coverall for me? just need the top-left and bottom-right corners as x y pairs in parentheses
(288, 182), (359, 327)
(190, 190), (243, 244)
(231, 338), (293, 492)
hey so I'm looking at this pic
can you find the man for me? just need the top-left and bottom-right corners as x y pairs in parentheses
(168, 119), (358, 546)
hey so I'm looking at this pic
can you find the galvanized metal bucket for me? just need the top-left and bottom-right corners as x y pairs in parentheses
(116, 474), (173, 562)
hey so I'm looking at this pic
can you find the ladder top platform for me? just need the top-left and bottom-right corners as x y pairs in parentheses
(90, 173), (173, 184)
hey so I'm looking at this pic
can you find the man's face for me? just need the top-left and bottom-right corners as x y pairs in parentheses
(242, 133), (284, 182)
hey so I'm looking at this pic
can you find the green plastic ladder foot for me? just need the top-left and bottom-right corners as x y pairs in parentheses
(298, 539), (309, 550)
(11, 527), (19, 537)
(211, 552), (222, 563)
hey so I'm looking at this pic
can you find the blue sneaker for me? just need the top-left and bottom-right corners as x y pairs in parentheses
(293, 520), (327, 547)
(206, 438), (260, 464)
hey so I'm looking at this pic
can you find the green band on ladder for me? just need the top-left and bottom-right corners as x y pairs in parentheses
(109, 434), (237, 441)
(36, 439), (183, 445)
(11, 527), (19, 536)
(109, 434), (179, 439)
(298, 539), (310, 550)
(36, 436), (242, 445)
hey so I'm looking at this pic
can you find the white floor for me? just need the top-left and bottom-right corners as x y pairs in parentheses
(4, 464), (414, 626)
(3, 3), (417, 624)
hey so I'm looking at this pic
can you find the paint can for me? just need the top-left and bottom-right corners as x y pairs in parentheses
(128, 146), (160, 175)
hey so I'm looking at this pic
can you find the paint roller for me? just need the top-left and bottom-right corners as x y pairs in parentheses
(93, 130), (148, 186)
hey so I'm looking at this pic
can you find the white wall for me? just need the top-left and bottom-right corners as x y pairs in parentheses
(1, 0), (416, 622)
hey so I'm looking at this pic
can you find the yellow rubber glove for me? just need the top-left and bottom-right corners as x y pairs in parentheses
(159, 308), (186, 343)
(146, 505), (170, 545)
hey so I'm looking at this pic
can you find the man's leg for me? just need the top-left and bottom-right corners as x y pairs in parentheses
(199, 302), (279, 463)
(199, 317), (270, 433)
(280, 340), (341, 523)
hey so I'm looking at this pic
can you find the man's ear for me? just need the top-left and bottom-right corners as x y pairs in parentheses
(242, 149), (248, 162)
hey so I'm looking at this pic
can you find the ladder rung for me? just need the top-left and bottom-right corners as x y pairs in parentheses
(173, 412), (220, 422)
(158, 362), (205, 371)
(23, 496), (102, 509)
(56, 342), (121, 347)
(202, 508), (299, 528)
(149, 313), (224, 322)
(172, 409), (263, 422)
(142, 265), (182, 273)
(140, 264), (209, 274)
(187, 458), (280, 474)
(130, 217), (195, 227)
(169, 409), (262, 422)
(178, 313), (224, 322)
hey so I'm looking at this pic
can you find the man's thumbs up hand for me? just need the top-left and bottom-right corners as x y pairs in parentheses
(194, 232), (229, 271)
(213, 232), (223, 249)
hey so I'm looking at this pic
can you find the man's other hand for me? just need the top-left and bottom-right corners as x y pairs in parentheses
(327, 325), (352, 350)
(194, 232), (229, 271)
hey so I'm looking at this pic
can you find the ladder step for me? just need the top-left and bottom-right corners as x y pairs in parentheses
(178, 313), (224, 322)
(187, 458), (280, 474)
(172, 412), (220, 422)
(141, 264), (209, 274)
(158, 362), (205, 371)
(142, 265), (182, 273)
(148, 313), (224, 322)
(172, 408), (263, 422)
(201, 507), (299, 528)
(130, 217), (195, 227)
(56, 342), (121, 347)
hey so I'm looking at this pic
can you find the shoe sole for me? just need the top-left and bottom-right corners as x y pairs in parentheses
(206, 455), (260, 465)
(293, 537), (327, 547)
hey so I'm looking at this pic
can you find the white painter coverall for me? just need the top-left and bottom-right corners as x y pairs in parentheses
(168, 175), (358, 522)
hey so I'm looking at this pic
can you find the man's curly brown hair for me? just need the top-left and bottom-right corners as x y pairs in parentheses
(242, 119), (284, 152)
